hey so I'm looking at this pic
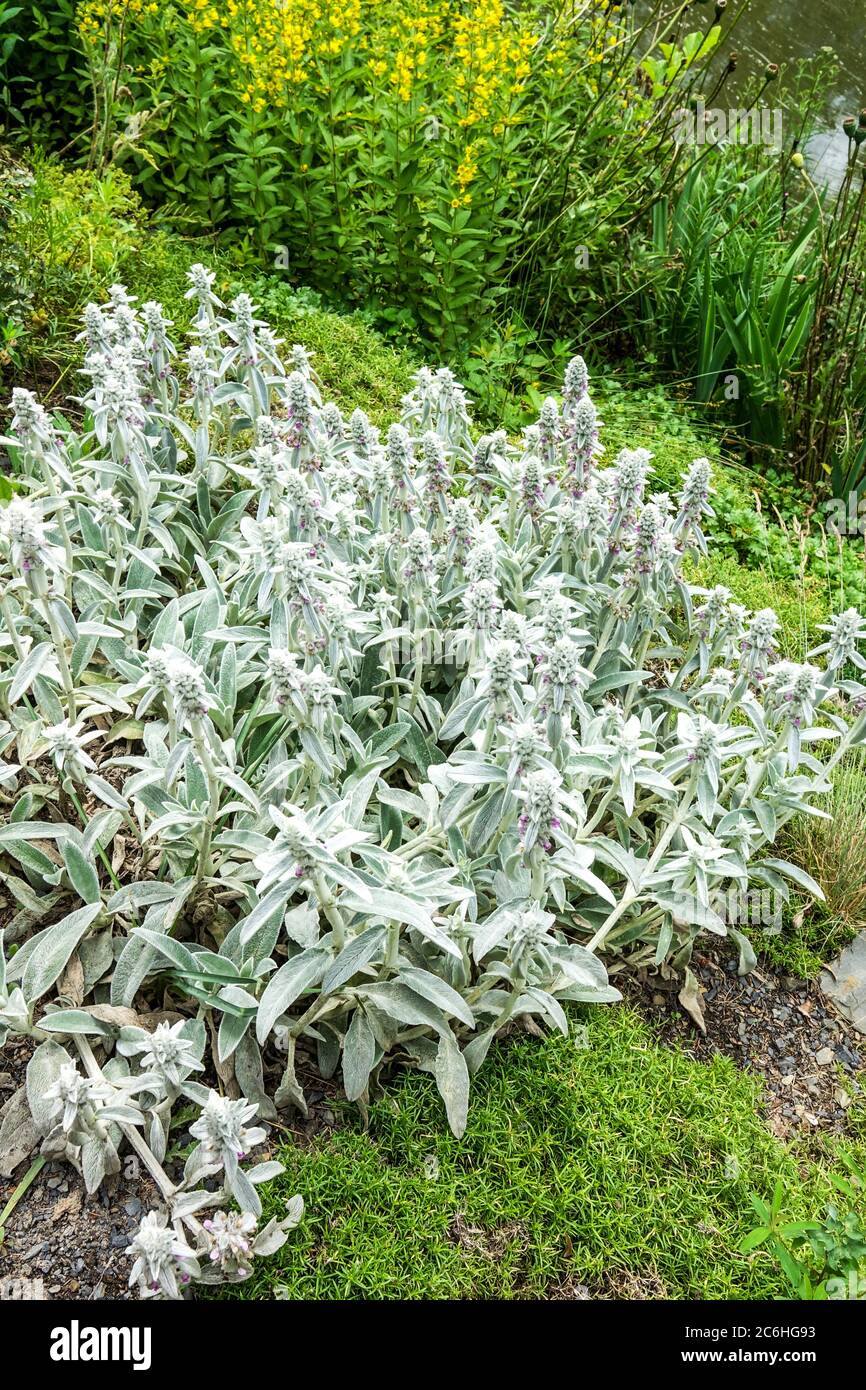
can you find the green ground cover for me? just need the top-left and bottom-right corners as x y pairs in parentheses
(217, 1007), (866, 1301)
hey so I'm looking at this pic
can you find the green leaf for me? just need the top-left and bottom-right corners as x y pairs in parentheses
(40, 1009), (114, 1038)
(396, 718), (441, 773)
(9, 641), (53, 703)
(321, 925), (386, 994)
(61, 840), (101, 905)
(132, 928), (202, 976)
(106, 880), (180, 913)
(759, 859), (825, 901)
(342, 1008), (376, 1101)
(0, 821), (75, 845)
(586, 669), (652, 700)
(256, 948), (328, 1045)
(397, 966), (475, 1028)
(360, 982), (449, 1035)
(218, 1008), (253, 1063)
(729, 928), (757, 977)
(738, 1227), (770, 1253)
(15, 904), (103, 1002)
(434, 1032), (469, 1138)
(26, 1040), (69, 1135)
(339, 888), (434, 935)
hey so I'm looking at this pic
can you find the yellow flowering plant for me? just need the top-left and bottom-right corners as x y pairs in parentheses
(65, 0), (723, 358)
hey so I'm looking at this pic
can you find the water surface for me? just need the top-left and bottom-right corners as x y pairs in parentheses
(721, 0), (864, 184)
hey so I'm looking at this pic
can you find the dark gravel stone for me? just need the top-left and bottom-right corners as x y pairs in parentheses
(624, 936), (866, 1140)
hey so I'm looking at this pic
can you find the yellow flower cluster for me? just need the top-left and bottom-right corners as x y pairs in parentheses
(75, 0), (561, 207)
(77, 0), (158, 44)
(449, 136), (480, 205)
(74, 0), (566, 221)
(225, 0), (368, 105)
(455, 144), (477, 187)
(184, 0), (220, 34)
(384, 5), (444, 105)
(78, 0), (543, 120)
(451, 0), (538, 128)
(222, 0), (322, 102)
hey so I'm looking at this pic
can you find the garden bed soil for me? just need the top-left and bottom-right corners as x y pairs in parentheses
(623, 937), (864, 1138)
(0, 1031), (339, 1302)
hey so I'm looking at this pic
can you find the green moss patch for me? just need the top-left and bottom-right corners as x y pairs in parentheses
(218, 1008), (864, 1301)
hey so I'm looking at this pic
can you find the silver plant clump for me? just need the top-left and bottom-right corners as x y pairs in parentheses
(2, 267), (866, 1294)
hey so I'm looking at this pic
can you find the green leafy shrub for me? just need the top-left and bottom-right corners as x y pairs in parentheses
(1, 2), (90, 141)
(0, 152), (144, 389)
(0, 150), (34, 367)
(762, 750), (866, 975)
(741, 1158), (866, 1300)
(638, 51), (866, 501)
(9, 0), (731, 356)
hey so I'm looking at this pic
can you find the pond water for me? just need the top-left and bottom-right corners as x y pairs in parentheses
(723, 0), (865, 185)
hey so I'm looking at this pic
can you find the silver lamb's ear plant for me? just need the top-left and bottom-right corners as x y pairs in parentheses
(126, 1210), (201, 1300)
(1, 269), (865, 1265)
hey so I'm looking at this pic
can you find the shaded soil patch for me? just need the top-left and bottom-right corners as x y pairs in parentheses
(623, 936), (864, 1138)
(0, 1035), (162, 1300)
(0, 1030), (310, 1301)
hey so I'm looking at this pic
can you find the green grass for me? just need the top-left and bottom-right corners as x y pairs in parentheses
(597, 378), (731, 491)
(762, 750), (866, 978)
(759, 917), (833, 981)
(685, 553), (828, 661)
(250, 280), (416, 427)
(215, 1007), (865, 1301)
